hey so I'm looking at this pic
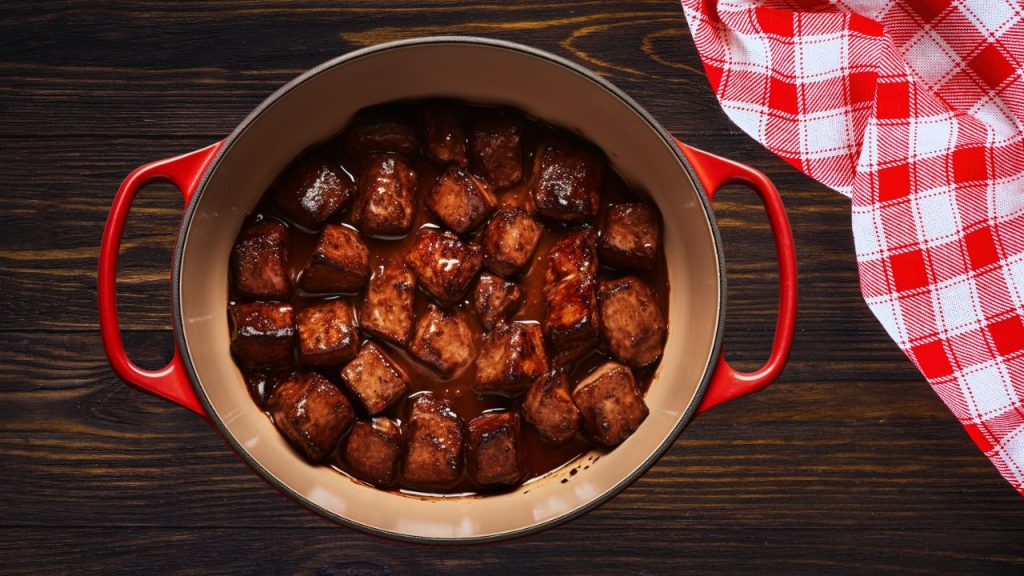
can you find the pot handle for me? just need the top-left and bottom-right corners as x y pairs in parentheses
(674, 140), (797, 414)
(98, 143), (223, 417)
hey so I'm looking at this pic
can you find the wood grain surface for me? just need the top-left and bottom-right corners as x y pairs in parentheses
(1, 2), (1021, 574)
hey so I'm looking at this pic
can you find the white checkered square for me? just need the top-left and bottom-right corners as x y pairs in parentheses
(913, 116), (956, 157)
(1003, 254), (1024, 309)
(972, 97), (1019, 141)
(916, 191), (960, 242)
(797, 34), (847, 78)
(936, 279), (981, 331)
(903, 31), (959, 86)
(997, 424), (1024, 479)
(721, 101), (766, 142)
(852, 208), (884, 257)
(800, 111), (850, 156)
(959, 0), (1020, 36)
(992, 175), (1024, 218)
(962, 363), (1015, 418)
(727, 31), (770, 68)
(868, 296), (908, 345)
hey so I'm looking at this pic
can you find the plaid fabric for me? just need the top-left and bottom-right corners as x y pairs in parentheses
(680, 0), (1024, 494)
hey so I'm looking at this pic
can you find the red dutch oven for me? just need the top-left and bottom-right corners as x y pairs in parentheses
(99, 37), (797, 543)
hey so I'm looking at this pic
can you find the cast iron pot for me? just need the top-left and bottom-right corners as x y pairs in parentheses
(98, 37), (797, 543)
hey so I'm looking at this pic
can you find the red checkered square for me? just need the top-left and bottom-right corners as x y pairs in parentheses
(969, 44), (1017, 90)
(965, 227), (1000, 270)
(913, 339), (954, 378)
(990, 315), (1024, 357)
(890, 249), (930, 291)
(877, 163), (911, 201)
(681, 0), (1024, 494)
(953, 146), (988, 184)
(768, 76), (798, 113)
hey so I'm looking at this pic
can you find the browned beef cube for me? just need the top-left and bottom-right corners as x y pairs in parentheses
(532, 139), (606, 222)
(425, 165), (497, 234)
(480, 208), (542, 278)
(545, 228), (599, 281)
(271, 155), (355, 230)
(341, 417), (403, 487)
(351, 153), (417, 236)
(418, 102), (468, 167)
(245, 370), (293, 409)
(339, 342), (409, 415)
(474, 322), (548, 394)
(402, 394), (464, 488)
(231, 220), (292, 300)
(599, 203), (662, 271)
(269, 372), (354, 461)
(409, 304), (476, 378)
(544, 230), (599, 363)
(466, 412), (523, 487)
(229, 302), (295, 367)
(599, 276), (667, 368)
(470, 113), (523, 189)
(296, 299), (360, 367)
(405, 229), (483, 307)
(572, 362), (648, 446)
(359, 265), (416, 345)
(341, 110), (418, 158)
(523, 371), (580, 444)
(298, 224), (370, 293)
(472, 273), (524, 331)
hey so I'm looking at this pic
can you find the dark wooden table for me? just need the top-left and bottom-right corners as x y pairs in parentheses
(2, 2), (1022, 574)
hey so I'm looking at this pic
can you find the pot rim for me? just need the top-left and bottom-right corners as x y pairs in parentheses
(171, 35), (726, 544)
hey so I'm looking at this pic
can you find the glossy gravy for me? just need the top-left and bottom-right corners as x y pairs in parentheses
(230, 102), (669, 495)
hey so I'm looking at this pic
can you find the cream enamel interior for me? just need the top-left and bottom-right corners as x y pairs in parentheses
(176, 40), (722, 542)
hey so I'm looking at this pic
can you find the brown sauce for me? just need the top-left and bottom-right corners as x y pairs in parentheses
(229, 101), (669, 495)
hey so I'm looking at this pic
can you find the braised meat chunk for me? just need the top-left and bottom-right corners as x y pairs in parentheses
(572, 362), (648, 447)
(532, 138), (606, 222)
(418, 102), (468, 167)
(271, 156), (354, 230)
(229, 302), (295, 367)
(599, 276), (667, 368)
(405, 228), (483, 307)
(269, 372), (354, 461)
(409, 304), (477, 378)
(341, 110), (418, 158)
(298, 224), (370, 293)
(360, 265), (416, 345)
(403, 394), (464, 488)
(480, 208), (542, 278)
(470, 112), (523, 189)
(599, 203), (662, 271)
(339, 342), (409, 415)
(474, 322), (548, 394)
(341, 417), (403, 487)
(543, 229), (600, 364)
(467, 412), (524, 487)
(245, 370), (291, 409)
(425, 165), (497, 234)
(232, 220), (292, 300)
(472, 273), (524, 331)
(523, 371), (580, 444)
(295, 299), (360, 367)
(351, 153), (417, 236)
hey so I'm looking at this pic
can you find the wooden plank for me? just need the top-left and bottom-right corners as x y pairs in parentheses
(1, 526), (1022, 575)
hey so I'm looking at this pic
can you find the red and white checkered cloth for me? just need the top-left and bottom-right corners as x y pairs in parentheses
(680, 0), (1024, 493)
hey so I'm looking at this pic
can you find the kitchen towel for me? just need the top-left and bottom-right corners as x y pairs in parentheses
(680, 0), (1024, 493)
